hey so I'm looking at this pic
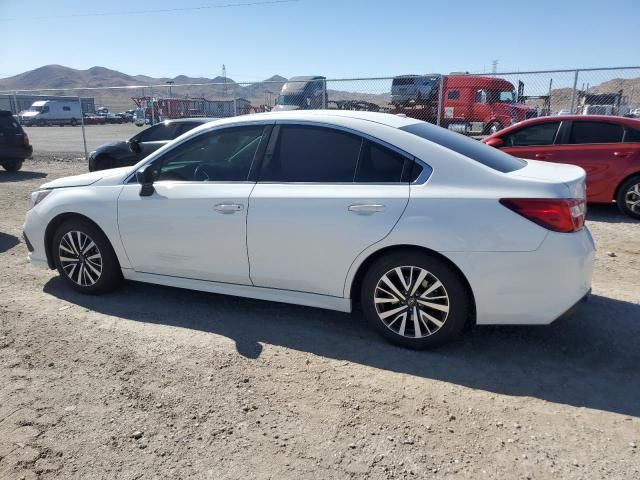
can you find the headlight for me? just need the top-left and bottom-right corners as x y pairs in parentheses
(30, 190), (51, 208)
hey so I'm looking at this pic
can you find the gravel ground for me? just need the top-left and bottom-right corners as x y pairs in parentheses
(24, 124), (145, 154)
(1, 155), (639, 480)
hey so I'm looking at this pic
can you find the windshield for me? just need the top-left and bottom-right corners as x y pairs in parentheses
(494, 90), (515, 103)
(276, 94), (305, 107)
(29, 106), (43, 112)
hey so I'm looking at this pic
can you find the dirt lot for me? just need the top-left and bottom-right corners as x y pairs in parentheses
(24, 124), (143, 154)
(1, 156), (639, 480)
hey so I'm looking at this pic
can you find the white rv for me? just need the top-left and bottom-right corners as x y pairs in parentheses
(20, 100), (82, 126)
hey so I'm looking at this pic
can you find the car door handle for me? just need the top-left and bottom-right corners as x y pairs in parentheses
(613, 151), (632, 157)
(214, 203), (243, 214)
(534, 153), (552, 159)
(348, 203), (385, 215)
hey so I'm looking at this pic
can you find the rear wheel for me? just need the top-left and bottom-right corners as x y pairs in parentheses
(70, 118), (78, 127)
(360, 251), (470, 349)
(2, 160), (23, 172)
(53, 218), (122, 294)
(616, 175), (640, 219)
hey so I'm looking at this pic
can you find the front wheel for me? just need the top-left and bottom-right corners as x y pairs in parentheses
(52, 218), (122, 294)
(616, 175), (640, 219)
(360, 251), (470, 349)
(485, 121), (503, 135)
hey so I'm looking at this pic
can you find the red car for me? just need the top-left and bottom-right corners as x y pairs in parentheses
(483, 115), (640, 218)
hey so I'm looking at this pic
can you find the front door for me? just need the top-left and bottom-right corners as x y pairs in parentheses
(247, 124), (411, 297)
(118, 124), (268, 284)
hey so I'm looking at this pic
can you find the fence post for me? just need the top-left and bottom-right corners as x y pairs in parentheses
(569, 69), (580, 114)
(13, 91), (19, 115)
(322, 78), (327, 109)
(78, 96), (88, 161)
(436, 75), (444, 126)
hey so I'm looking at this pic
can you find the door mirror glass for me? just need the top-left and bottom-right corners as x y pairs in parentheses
(485, 137), (504, 148)
(136, 164), (156, 196)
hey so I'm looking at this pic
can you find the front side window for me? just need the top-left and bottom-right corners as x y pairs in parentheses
(156, 126), (264, 182)
(63, 106), (71, 111)
(569, 121), (623, 144)
(137, 123), (180, 142)
(494, 90), (515, 103)
(502, 122), (560, 147)
(259, 125), (361, 182)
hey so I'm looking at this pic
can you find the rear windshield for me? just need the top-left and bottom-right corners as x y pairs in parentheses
(0, 114), (21, 132)
(392, 77), (416, 87)
(400, 122), (526, 173)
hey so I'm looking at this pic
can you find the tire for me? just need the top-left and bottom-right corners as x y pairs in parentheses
(37, 119), (46, 127)
(616, 175), (640, 219)
(70, 118), (78, 127)
(52, 218), (122, 294)
(486, 121), (503, 135)
(2, 160), (23, 172)
(360, 251), (470, 349)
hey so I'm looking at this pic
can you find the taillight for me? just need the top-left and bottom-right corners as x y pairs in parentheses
(22, 132), (29, 146)
(499, 198), (586, 233)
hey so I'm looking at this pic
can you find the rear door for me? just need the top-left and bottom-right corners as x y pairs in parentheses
(0, 113), (24, 153)
(247, 123), (411, 297)
(550, 120), (627, 201)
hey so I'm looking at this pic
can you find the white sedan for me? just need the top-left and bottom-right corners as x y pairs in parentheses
(23, 111), (595, 348)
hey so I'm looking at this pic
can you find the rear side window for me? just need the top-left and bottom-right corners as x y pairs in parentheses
(447, 90), (460, 100)
(569, 121), (623, 144)
(502, 122), (560, 147)
(392, 77), (415, 87)
(63, 106), (71, 111)
(355, 141), (406, 182)
(177, 122), (201, 136)
(624, 127), (640, 143)
(0, 115), (20, 132)
(259, 126), (361, 182)
(401, 122), (526, 173)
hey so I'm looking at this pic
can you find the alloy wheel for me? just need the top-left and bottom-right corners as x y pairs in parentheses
(624, 182), (640, 214)
(58, 231), (103, 287)
(374, 266), (450, 338)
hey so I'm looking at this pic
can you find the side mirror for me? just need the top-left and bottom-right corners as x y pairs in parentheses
(129, 138), (142, 153)
(485, 137), (504, 148)
(136, 164), (156, 197)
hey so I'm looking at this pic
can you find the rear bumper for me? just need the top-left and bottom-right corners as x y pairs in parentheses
(0, 145), (33, 161)
(446, 227), (595, 325)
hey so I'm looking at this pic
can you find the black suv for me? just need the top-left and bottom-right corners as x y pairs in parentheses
(0, 111), (33, 171)
(88, 118), (219, 171)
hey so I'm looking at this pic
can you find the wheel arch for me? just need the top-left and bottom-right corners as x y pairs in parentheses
(347, 244), (476, 325)
(44, 212), (114, 270)
(613, 171), (640, 201)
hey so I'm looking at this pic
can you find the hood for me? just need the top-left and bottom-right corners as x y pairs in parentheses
(41, 166), (133, 189)
(95, 140), (129, 152)
(21, 111), (39, 118)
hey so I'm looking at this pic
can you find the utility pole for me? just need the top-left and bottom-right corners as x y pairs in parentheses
(166, 80), (174, 98)
(491, 59), (498, 75)
(222, 64), (227, 98)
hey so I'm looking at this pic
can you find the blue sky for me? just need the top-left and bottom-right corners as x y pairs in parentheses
(1, 0), (639, 81)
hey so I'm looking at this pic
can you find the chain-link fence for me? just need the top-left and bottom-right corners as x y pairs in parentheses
(1, 66), (638, 160)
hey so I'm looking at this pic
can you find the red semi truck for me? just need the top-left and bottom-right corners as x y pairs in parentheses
(391, 74), (537, 135)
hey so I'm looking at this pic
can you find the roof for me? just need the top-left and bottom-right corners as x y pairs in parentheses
(164, 117), (221, 124)
(236, 110), (422, 129)
(287, 76), (325, 82)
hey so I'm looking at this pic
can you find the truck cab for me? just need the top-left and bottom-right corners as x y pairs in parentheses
(273, 76), (327, 111)
(441, 76), (536, 135)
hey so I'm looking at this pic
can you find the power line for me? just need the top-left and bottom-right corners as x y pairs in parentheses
(1, 0), (299, 22)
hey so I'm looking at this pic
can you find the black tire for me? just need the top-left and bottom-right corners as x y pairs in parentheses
(616, 175), (640, 219)
(52, 218), (122, 294)
(37, 119), (46, 127)
(360, 251), (470, 349)
(70, 118), (78, 127)
(2, 160), (23, 172)
(485, 121), (503, 135)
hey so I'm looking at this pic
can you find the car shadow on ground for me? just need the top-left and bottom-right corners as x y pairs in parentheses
(44, 277), (640, 417)
(587, 203), (637, 224)
(0, 170), (48, 183)
(0, 232), (20, 253)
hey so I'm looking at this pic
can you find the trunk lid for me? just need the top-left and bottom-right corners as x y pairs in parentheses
(508, 159), (586, 200)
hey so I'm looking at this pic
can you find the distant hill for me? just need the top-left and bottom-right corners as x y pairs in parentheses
(2, 65), (638, 113)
